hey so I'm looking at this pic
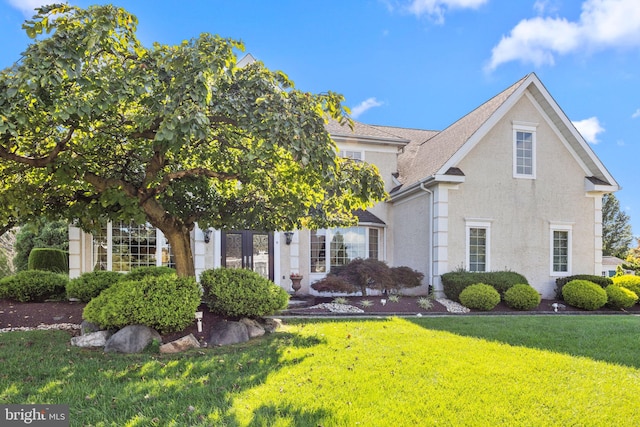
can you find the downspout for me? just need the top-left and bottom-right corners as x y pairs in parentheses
(419, 182), (434, 295)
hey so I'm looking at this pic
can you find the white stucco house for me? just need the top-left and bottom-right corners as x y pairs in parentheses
(68, 73), (619, 298)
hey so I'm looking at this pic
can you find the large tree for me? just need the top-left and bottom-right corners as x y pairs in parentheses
(602, 193), (633, 259)
(0, 4), (386, 277)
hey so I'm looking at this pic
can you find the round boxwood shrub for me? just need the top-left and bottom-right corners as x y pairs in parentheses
(459, 283), (500, 311)
(503, 284), (541, 310)
(28, 248), (69, 274)
(200, 268), (289, 318)
(612, 275), (640, 300)
(0, 270), (68, 302)
(66, 271), (124, 302)
(82, 273), (201, 334)
(605, 285), (638, 309)
(126, 266), (175, 281)
(562, 280), (607, 310)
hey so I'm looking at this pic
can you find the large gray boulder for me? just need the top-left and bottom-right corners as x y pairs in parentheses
(71, 330), (112, 348)
(104, 325), (161, 354)
(239, 318), (266, 338)
(207, 320), (249, 346)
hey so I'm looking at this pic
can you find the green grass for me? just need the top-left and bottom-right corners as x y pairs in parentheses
(2, 316), (640, 425)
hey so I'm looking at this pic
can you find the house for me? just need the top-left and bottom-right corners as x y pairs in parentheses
(601, 256), (633, 277)
(68, 73), (619, 298)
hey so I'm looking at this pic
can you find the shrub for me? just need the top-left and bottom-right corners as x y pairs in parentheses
(200, 268), (289, 318)
(605, 285), (638, 309)
(442, 270), (528, 302)
(503, 284), (541, 310)
(66, 271), (124, 302)
(82, 273), (201, 334)
(555, 275), (613, 300)
(0, 270), (68, 302)
(459, 283), (501, 311)
(311, 259), (424, 296)
(562, 280), (607, 310)
(27, 248), (68, 273)
(311, 275), (355, 294)
(612, 275), (640, 298)
(126, 266), (176, 281)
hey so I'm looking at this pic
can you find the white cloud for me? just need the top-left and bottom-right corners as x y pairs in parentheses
(632, 108), (640, 119)
(6, 0), (50, 16)
(351, 98), (384, 119)
(406, 0), (488, 23)
(486, 0), (640, 71)
(573, 117), (605, 144)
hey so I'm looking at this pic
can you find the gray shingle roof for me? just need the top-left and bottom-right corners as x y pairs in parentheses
(398, 74), (529, 187)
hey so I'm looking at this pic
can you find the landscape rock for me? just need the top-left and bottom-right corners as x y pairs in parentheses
(239, 318), (266, 338)
(207, 320), (249, 346)
(260, 318), (283, 333)
(104, 325), (161, 354)
(159, 333), (200, 354)
(71, 330), (112, 348)
(80, 320), (101, 335)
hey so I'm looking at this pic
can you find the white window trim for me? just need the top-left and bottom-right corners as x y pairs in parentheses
(93, 221), (167, 272)
(341, 150), (364, 161)
(513, 122), (537, 179)
(550, 223), (572, 276)
(465, 220), (491, 272)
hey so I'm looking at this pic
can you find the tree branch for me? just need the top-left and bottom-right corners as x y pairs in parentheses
(0, 127), (75, 167)
(151, 167), (238, 196)
(83, 172), (138, 198)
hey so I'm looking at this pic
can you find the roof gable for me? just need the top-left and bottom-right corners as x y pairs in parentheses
(395, 73), (619, 195)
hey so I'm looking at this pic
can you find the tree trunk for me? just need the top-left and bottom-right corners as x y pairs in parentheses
(163, 228), (196, 278)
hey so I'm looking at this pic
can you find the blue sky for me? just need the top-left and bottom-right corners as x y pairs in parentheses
(2, 0), (640, 236)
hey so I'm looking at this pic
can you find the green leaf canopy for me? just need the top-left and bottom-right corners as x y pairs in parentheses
(0, 4), (386, 276)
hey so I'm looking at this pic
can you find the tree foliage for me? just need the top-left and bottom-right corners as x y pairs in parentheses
(0, 4), (386, 277)
(602, 193), (633, 259)
(13, 219), (68, 272)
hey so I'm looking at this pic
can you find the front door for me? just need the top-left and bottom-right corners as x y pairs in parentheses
(222, 231), (274, 280)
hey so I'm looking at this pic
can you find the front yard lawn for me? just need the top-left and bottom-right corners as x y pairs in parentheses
(2, 315), (640, 426)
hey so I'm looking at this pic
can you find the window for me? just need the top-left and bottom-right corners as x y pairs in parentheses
(92, 221), (174, 272)
(310, 226), (382, 273)
(341, 150), (363, 161)
(513, 122), (537, 178)
(550, 224), (572, 275)
(466, 220), (491, 272)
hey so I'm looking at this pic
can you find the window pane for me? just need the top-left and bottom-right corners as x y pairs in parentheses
(368, 228), (379, 259)
(330, 227), (366, 269)
(469, 228), (486, 272)
(93, 224), (108, 271)
(553, 230), (569, 272)
(311, 231), (326, 273)
(516, 131), (533, 175)
(111, 222), (157, 272)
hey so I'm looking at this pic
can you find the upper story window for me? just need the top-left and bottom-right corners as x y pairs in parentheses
(513, 122), (537, 179)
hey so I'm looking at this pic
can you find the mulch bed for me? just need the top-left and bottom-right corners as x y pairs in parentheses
(2, 296), (639, 343)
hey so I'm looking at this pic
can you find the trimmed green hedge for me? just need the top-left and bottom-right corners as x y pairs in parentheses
(0, 270), (68, 302)
(606, 285), (638, 309)
(82, 273), (201, 334)
(28, 248), (69, 274)
(611, 275), (640, 299)
(459, 283), (501, 311)
(200, 268), (289, 318)
(442, 271), (528, 302)
(555, 275), (612, 300)
(66, 271), (124, 302)
(126, 266), (176, 281)
(503, 284), (541, 310)
(562, 280), (607, 310)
